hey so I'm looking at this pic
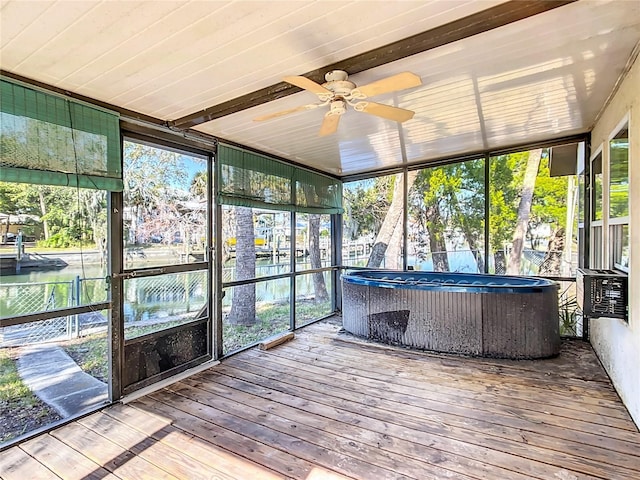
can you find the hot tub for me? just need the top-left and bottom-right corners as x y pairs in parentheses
(342, 270), (560, 359)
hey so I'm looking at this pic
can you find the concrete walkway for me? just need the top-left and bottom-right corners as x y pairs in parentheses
(17, 344), (108, 418)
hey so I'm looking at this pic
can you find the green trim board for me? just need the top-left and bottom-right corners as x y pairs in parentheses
(0, 78), (123, 191)
(0, 166), (123, 191)
(217, 143), (342, 214)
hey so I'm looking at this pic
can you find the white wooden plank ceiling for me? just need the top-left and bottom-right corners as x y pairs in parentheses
(1, 0), (639, 176)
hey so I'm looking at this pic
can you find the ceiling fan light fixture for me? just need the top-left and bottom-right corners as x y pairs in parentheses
(330, 100), (347, 115)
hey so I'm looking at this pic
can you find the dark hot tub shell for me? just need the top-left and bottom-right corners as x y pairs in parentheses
(342, 271), (560, 359)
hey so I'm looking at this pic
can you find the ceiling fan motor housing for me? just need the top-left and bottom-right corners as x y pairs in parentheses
(324, 81), (356, 96)
(323, 70), (356, 96)
(324, 70), (349, 82)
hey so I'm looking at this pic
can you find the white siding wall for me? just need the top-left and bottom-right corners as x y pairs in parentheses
(589, 50), (640, 427)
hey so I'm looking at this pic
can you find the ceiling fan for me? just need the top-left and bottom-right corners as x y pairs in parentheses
(253, 70), (422, 136)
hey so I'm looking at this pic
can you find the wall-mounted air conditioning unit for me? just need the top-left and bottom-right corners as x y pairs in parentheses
(576, 268), (628, 321)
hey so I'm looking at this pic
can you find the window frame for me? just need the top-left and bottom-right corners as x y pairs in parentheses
(607, 114), (630, 273)
(589, 145), (604, 268)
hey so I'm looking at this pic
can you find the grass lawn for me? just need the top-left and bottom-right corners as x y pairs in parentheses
(64, 334), (109, 383)
(223, 298), (331, 353)
(0, 348), (61, 445)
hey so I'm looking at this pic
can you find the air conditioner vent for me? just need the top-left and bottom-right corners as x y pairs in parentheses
(576, 269), (628, 321)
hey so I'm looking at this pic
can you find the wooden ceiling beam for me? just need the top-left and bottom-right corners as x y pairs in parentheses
(170, 0), (575, 130)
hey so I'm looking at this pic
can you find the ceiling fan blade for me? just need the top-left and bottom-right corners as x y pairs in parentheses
(319, 113), (341, 136)
(284, 75), (332, 96)
(253, 103), (320, 122)
(356, 101), (415, 123)
(352, 72), (422, 98)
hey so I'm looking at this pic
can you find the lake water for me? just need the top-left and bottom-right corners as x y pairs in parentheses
(0, 258), (332, 319)
(0, 265), (107, 285)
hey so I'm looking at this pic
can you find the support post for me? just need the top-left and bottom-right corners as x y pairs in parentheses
(109, 189), (124, 402)
(74, 275), (81, 338)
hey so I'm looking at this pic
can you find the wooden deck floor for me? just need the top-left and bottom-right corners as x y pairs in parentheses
(2, 318), (639, 480)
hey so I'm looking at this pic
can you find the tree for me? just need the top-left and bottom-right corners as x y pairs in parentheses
(227, 207), (256, 325)
(409, 163), (483, 273)
(0, 182), (22, 239)
(530, 156), (571, 275)
(343, 176), (394, 242)
(367, 171), (417, 268)
(539, 227), (565, 275)
(122, 142), (188, 245)
(190, 171), (207, 198)
(225, 207), (260, 328)
(0, 180), (110, 247)
(410, 168), (451, 272)
(227, 206), (257, 325)
(385, 218), (403, 270)
(344, 149), (570, 276)
(300, 184), (329, 302)
(489, 153), (521, 273)
(450, 160), (486, 272)
(308, 213), (329, 302)
(507, 149), (542, 274)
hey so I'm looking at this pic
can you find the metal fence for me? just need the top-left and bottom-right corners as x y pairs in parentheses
(0, 272), (208, 347)
(0, 277), (108, 347)
(123, 271), (207, 324)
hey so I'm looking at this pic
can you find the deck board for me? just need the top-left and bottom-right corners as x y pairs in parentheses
(218, 356), (638, 479)
(50, 422), (178, 480)
(201, 363), (640, 478)
(19, 434), (119, 480)
(133, 394), (320, 479)
(2, 318), (639, 480)
(229, 351), (640, 452)
(257, 339), (637, 432)
(103, 403), (285, 480)
(165, 381), (483, 480)
(0, 446), (60, 480)
(78, 412), (237, 480)
(147, 388), (412, 480)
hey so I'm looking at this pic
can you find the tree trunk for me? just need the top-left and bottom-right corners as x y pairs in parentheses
(367, 171), (417, 268)
(37, 187), (50, 240)
(507, 149), (542, 275)
(461, 225), (484, 273)
(494, 250), (507, 274)
(425, 204), (449, 272)
(308, 214), (329, 302)
(563, 176), (577, 277)
(385, 217), (403, 269)
(228, 206), (257, 325)
(302, 183), (330, 302)
(540, 227), (565, 275)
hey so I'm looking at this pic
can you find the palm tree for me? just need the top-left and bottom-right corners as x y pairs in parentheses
(190, 171), (207, 198)
(308, 213), (329, 302)
(227, 206), (257, 325)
